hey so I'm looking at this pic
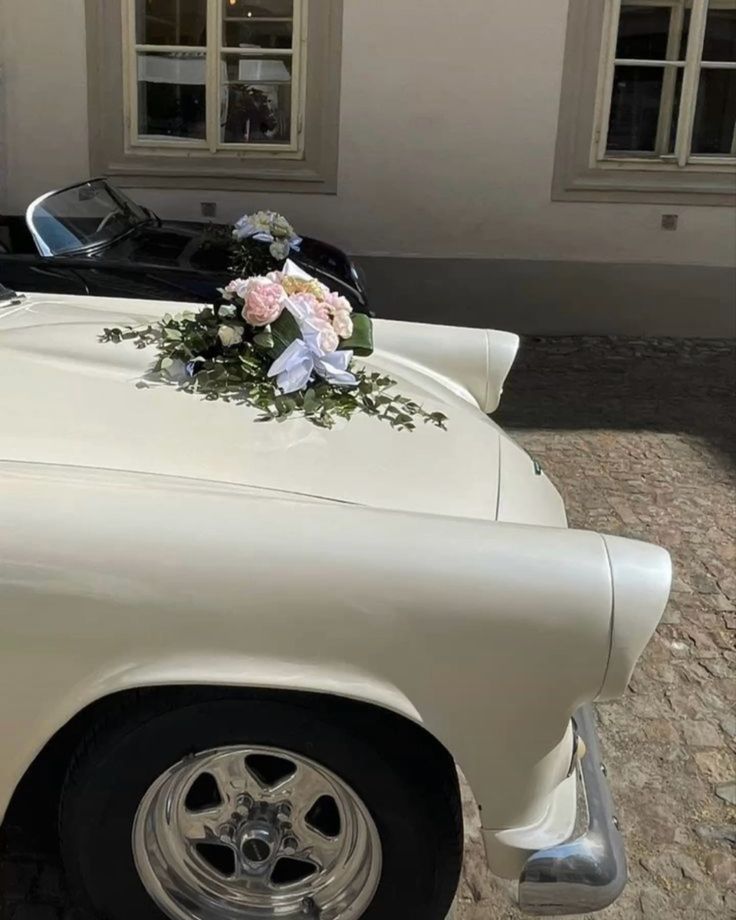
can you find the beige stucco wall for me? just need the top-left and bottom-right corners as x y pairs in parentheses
(1, 0), (734, 270)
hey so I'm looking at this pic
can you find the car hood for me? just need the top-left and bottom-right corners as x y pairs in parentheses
(0, 293), (509, 520)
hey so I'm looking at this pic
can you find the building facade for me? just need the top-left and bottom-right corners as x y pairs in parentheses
(1, 0), (734, 335)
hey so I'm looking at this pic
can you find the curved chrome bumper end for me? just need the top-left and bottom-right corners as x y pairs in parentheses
(518, 706), (627, 916)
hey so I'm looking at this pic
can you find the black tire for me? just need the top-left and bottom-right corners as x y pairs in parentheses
(60, 691), (463, 920)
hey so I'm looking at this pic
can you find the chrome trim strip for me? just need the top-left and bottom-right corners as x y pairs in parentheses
(518, 705), (627, 916)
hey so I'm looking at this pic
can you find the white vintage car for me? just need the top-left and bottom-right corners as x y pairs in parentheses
(0, 282), (671, 920)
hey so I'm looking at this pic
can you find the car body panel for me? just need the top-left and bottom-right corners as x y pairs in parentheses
(0, 460), (614, 835)
(0, 290), (671, 893)
(1, 293), (504, 520)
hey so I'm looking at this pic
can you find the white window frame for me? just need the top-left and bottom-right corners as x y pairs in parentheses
(593, 0), (736, 171)
(122, 0), (308, 159)
(553, 0), (736, 204)
(85, 0), (343, 193)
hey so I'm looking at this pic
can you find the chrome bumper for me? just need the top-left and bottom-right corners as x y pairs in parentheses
(518, 706), (627, 915)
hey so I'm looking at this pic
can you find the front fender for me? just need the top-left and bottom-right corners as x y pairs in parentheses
(2, 467), (621, 833)
(374, 318), (519, 413)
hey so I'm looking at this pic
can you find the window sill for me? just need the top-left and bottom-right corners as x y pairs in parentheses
(553, 161), (736, 205)
(105, 158), (337, 193)
(95, 143), (336, 194)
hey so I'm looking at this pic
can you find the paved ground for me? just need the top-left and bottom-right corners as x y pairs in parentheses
(455, 336), (736, 920)
(2, 336), (735, 919)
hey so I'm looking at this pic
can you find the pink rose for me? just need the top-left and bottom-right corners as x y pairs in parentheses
(243, 281), (285, 327)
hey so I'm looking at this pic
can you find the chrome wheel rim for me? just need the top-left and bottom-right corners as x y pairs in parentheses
(132, 745), (382, 920)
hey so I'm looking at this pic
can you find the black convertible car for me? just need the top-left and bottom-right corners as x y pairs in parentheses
(0, 178), (368, 311)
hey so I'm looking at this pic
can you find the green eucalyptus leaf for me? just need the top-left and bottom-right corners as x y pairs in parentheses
(101, 292), (447, 432)
(303, 388), (319, 414)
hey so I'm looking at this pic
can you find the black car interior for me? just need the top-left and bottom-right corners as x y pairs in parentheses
(0, 217), (36, 254)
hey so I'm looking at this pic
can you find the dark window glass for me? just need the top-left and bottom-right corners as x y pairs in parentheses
(137, 53), (207, 140)
(223, 0), (293, 17)
(607, 65), (664, 152)
(702, 9), (736, 62)
(617, 5), (671, 59)
(691, 68), (736, 154)
(136, 0), (207, 46)
(220, 54), (292, 144)
(680, 9), (692, 60)
(224, 20), (293, 48)
(667, 69), (685, 153)
(222, 0), (294, 48)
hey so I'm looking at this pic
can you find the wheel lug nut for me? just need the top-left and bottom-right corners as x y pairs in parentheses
(282, 835), (299, 855)
(278, 803), (292, 817)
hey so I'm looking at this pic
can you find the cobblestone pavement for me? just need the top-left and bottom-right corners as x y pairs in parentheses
(2, 337), (735, 920)
(455, 337), (736, 920)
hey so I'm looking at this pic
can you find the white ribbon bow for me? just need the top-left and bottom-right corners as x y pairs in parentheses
(267, 297), (357, 394)
(267, 333), (356, 394)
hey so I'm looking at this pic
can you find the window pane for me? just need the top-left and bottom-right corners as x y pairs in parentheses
(220, 54), (292, 144)
(222, 0), (294, 49)
(607, 65), (664, 152)
(617, 5), (671, 59)
(691, 68), (736, 154)
(223, 0), (294, 18)
(702, 7), (736, 62)
(137, 52), (206, 139)
(136, 0), (207, 46)
(222, 0), (294, 48)
(666, 69), (685, 153)
(679, 7), (692, 61)
(224, 20), (293, 48)
(618, 2), (693, 61)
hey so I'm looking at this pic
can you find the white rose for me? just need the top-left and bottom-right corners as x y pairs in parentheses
(332, 309), (354, 340)
(225, 278), (250, 299)
(217, 325), (244, 347)
(316, 323), (340, 354)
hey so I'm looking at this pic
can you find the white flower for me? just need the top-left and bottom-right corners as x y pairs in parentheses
(316, 322), (340, 354)
(225, 278), (250, 299)
(217, 325), (244, 347)
(332, 309), (354, 340)
(270, 240), (291, 261)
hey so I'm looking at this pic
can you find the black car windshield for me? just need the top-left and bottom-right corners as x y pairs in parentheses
(26, 180), (150, 256)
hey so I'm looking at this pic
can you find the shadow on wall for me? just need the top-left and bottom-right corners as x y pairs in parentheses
(493, 337), (736, 467)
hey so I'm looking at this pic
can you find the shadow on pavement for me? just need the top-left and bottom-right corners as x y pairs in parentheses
(495, 337), (736, 465)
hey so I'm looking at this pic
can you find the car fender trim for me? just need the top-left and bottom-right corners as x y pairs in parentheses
(517, 705), (627, 915)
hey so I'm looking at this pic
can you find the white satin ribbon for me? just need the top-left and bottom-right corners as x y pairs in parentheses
(267, 310), (357, 394)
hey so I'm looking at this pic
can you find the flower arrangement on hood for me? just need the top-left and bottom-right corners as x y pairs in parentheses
(233, 210), (302, 261)
(102, 261), (447, 432)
